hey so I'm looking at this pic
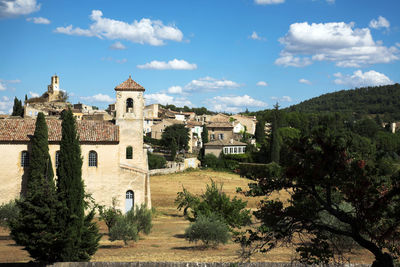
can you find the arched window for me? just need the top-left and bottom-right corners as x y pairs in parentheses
(126, 146), (133, 159)
(55, 150), (60, 168)
(21, 151), (29, 167)
(88, 151), (97, 167)
(125, 190), (134, 212)
(126, 98), (133, 112)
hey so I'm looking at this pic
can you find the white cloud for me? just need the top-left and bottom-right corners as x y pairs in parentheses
(0, 82), (5, 91)
(109, 41), (126, 50)
(369, 16), (390, 29)
(334, 70), (393, 87)
(255, 0), (285, 5)
(271, 96), (292, 102)
(27, 16), (50, 24)
(275, 22), (399, 68)
(299, 78), (312, 85)
(0, 98), (12, 114)
(137, 59), (197, 70)
(0, 0), (40, 18)
(81, 93), (114, 103)
(184, 77), (240, 92)
(256, 81), (268, 86)
(250, 31), (265, 41)
(55, 10), (183, 46)
(7, 79), (21, 83)
(209, 95), (267, 113)
(29, 91), (39, 97)
(145, 93), (192, 106)
(2, 96), (9, 101)
(167, 86), (183, 94)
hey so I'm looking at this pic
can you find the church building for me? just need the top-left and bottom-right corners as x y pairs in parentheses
(0, 76), (150, 213)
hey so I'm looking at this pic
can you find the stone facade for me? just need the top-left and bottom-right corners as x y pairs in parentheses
(0, 76), (150, 213)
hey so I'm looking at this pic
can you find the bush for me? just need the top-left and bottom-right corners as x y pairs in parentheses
(185, 213), (231, 248)
(0, 200), (19, 228)
(148, 152), (166, 170)
(109, 216), (138, 245)
(144, 136), (162, 146)
(98, 198), (122, 233)
(202, 153), (218, 168)
(126, 204), (153, 235)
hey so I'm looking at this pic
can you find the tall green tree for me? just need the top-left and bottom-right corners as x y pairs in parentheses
(199, 125), (209, 159)
(170, 138), (177, 161)
(270, 103), (280, 163)
(161, 124), (190, 151)
(56, 109), (100, 261)
(10, 113), (60, 262)
(12, 97), (23, 117)
(255, 119), (265, 144)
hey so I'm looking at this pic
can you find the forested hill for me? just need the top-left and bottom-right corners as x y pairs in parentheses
(287, 83), (400, 119)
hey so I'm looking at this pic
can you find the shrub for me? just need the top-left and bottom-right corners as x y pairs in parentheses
(126, 204), (153, 235)
(98, 198), (122, 233)
(202, 153), (218, 168)
(185, 213), (231, 248)
(109, 216), (138, 245)
(0, 200), (19, 228)
(148, 152), (166, 170)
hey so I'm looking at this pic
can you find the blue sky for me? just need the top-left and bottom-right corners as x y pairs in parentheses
(1, 0), (400, 114)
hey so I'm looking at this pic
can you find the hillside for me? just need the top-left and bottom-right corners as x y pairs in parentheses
(287, 83), (400, 120)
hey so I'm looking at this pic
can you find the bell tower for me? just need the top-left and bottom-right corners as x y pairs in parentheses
(115, 75), (146, 169)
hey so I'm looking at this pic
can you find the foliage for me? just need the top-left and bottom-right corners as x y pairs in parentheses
(185, 213), (231, 248)
(109, 216), (138, 245)
(126, 204), (153, 235)
(170, 138), (177, 161)
(270, 103), (280, 163)
(9, 112), (61, 262)
(255, 119), (266, 144)
(147, 152), (166, 170)
(161, 104), (215, 115)
(56, 109), (100, 261)
(202, 153), (219, 168)
(98, 198), (122, 233)
(238, 126), (400, 266)
(143, 136), (162, 146)
(0, 200), (19, 228)
(161, 124), (190, 151)
(199, 125), (209, 160)
(12, 97), (23, 117)
(175, 180), (251, 230)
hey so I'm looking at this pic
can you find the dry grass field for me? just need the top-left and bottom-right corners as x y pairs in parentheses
(0, 169), (374, 263)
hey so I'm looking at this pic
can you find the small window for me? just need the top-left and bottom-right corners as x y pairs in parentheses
(234, 147), (237, 153)
(21, 151), (29, 167)
(243, 147), (246, 153)
(230, 147), (233, 154)
(55, 150), (60, 168)
(126, 98), (133, 113)
(224, 148), (228, 154)
(126, 146), (133, 159)
(210, 134), (215, 140)
(218, 133), (224, 140)
(89, 151), (97, 167)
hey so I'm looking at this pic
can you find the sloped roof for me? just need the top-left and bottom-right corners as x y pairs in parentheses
(204, 139), (246, 147)
(115, 76), (145, 91)
(208, 122), (233, 128)
(0, 119), (119, 142)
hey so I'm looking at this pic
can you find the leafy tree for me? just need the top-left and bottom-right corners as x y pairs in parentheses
(238, 127), (400, 266)
(12, 97), (23, 117)
(0, 200), (19, 228)
(10, 112), (60, 262)
(109, 216), (138, 245)
(56, 109), (100, 261)
(185, 213), (231, 248)
(270, 103), (280, 163)
(98, 197), (122, 233)
(126, 204), (153, 235)
(161, 124), (189, 151)
(176, 180), (251, 230)
(202, 153), (218, 168)
(147, 152), (166, 169)
(255, 119), (266, 144)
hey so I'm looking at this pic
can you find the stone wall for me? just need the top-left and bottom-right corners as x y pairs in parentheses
(149, 158), (200, 176)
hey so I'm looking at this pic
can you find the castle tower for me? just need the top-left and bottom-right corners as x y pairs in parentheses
(115, 75), (147, 169)
(47, 75), (60, 102)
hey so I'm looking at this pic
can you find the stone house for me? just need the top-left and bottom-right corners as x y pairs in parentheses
(207, 121), (234, 142)
(0, 76), (150, 213)
(204, 139), (247, 157)
(150, 119), (184, 140)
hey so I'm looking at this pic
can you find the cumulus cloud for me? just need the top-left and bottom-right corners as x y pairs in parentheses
(271, 96), (292, 102)
(255, 0), (284, 5)
(209, 95), (267, 113)
(0, 97), (12, 114)
(275, 22), (399, 68)
(256, 81), (268, 86)
(80, 93), (114, 103)
(184, 77), (240, 92)
(55, 10), (183, 46)
(109, 41), (126, 50)
(26, 16), (50, 24)
(250, 31), (265, 41)
(0, 0), (40, 18)
(137, 59), (197, 70)
(167, 86), (183, 94)
(369, 16), (390, 29)
(29, 91), (39, 97)
(299, 78), (312, 85)
(334, 70), (393, 87)
(145, 93), (192, 106)
(0, 81), (5, 91)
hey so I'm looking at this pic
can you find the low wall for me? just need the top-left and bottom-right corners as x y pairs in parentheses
(149, 157), (200, 176)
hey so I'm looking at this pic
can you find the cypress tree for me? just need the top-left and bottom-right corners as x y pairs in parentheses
(255, 119), (266, 144)
(56, 109), (100, 261)
(270, 103), (280, 164)
(10, 112), (60, 262)
(12, 97), (23, 117)
(170, 138), (177, 161)
(199, 125), (209, 159)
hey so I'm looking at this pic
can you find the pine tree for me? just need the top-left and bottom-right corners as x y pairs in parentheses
(270, 103), (280, 164)
(10, 112), (61, 262)
(255, 119), (266, 144)
(56, 109), (100, 261)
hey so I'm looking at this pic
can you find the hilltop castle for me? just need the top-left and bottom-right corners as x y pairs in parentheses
(0, 76), (150, 212)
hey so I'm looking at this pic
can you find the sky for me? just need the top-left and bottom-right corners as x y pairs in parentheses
(1, 0), (400, 114)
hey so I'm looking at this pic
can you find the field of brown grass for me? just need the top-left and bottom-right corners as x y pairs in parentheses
(0, 169), (374, 263)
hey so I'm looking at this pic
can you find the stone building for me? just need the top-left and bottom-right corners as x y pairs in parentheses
(204, 139), (247, 157)
(0, 76), (150, 213)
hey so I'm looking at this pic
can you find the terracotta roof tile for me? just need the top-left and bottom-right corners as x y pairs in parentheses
(115, 76), (145, 91)
(207, 122), (233, 128)
(0, 119), (119, 142)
